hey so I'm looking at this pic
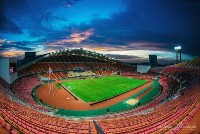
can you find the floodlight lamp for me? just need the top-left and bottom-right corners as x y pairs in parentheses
(174, 46), (182, 50)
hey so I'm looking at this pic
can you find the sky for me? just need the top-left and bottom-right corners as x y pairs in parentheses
(0, 0), (200, 63)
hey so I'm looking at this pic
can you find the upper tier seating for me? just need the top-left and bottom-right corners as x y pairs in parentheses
(18, 61), (135, 77)
(175, 57), (200, 68)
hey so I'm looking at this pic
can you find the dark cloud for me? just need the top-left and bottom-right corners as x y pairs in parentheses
(0, 0), (26, 33)
(81, 0), (200, 56)
(0, 0), (81, 35)
(107, 54), (142, 59)
(0, 13), (21, 33)
(0, 41), (39, 52)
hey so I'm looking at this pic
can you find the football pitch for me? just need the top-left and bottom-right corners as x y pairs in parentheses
(59, 76), (147, 102)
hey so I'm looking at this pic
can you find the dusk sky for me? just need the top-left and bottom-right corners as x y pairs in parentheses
(0, 0), (200, 63)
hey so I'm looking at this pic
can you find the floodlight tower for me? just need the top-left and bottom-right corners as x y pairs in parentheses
(174, 46), (182, 64)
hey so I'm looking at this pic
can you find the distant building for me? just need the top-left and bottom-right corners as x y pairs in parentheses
(24, 52), (36, 61)
(149, 55), (158, 66)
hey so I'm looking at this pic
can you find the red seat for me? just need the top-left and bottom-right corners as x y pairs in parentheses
(38, 132), (46, 134)
(11, 129), (18, 134)
(32, 128), (39, 134)
(167, 130), (175, 134)
(0, 119), (6, 127)
(5, 124), (11, 131)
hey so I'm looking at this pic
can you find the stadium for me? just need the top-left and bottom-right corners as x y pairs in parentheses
(0, 48), (200, 134)
(1, 0), (200, 134)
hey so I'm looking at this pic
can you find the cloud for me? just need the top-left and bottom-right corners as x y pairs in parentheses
(0, 13), (21, 33)
(1, 49), (24, 57)
(0, 39), (14, 44)
(69, 29), (94, 43)
(47, 28), (94, 46)
(0, 38), (44, 54)
(101, 49), (193, 63)
(0, 0), (25, 33)
(73, 0), (200, 56)
(0, 39), (5, 44)
(107, 54), (142, 60)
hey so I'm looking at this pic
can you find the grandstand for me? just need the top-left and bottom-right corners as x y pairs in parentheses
(0, 49), (200, 134)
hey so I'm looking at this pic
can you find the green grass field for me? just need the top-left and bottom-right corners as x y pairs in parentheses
(59, 76), (147, 102)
